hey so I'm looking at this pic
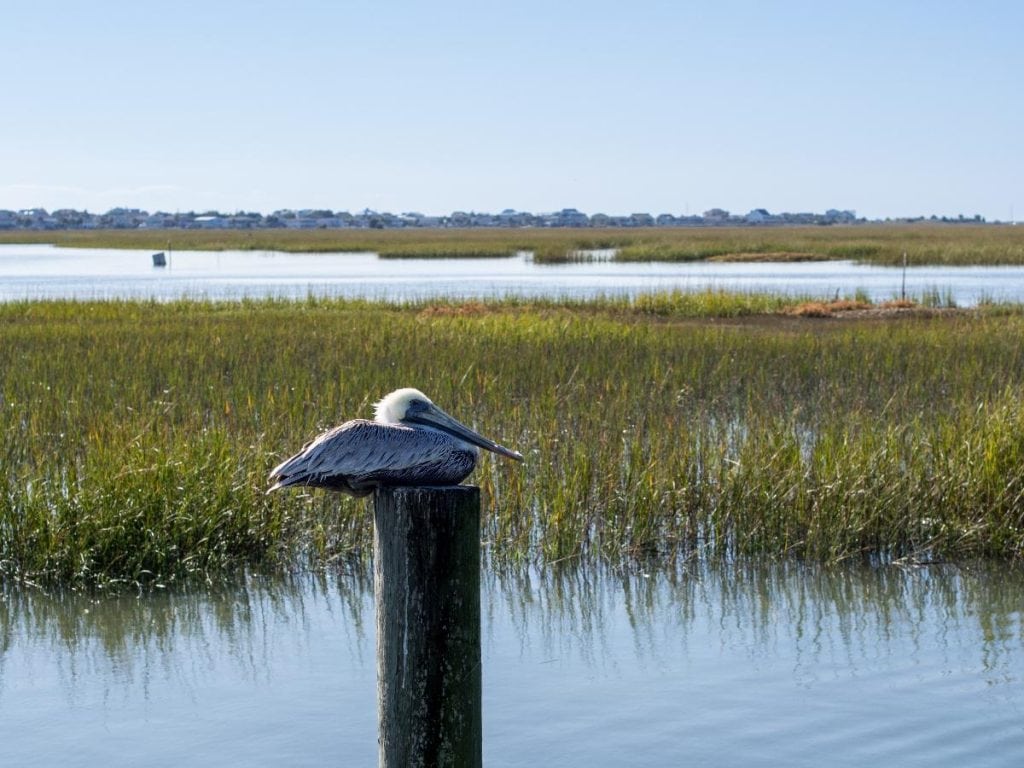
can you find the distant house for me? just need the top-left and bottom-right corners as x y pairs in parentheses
(18, 208), (50, 229)
(824, 209), (857, 224)
(783, 212), (816, 225)
(629, 213), (655, 227)
(53, 209), (86, 227)
(229, 214), (263, 229)
(554, 208), (589, 227)
(141, 212), (173, 228)
(18, 208), (60, 229)
(744, 208), (772, 224)
(0, 210), (17, 229)
(470, 213), (497, 227)
(497, 209), (531, 227)
(284, 217), (318, 229)
(103, 208), (146, 228)
(703, 208), (730, 223)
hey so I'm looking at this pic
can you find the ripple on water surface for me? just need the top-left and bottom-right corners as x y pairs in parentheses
(1, 561), (1023, 767)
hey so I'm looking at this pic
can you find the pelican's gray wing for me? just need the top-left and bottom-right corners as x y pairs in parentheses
(267, 419), (475, 496)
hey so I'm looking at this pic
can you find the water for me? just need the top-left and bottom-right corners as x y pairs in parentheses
(2, 561), (1022, 767)
(4, 244), (1024, 304)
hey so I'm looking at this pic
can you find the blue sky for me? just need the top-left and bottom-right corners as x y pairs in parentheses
(1, 1), (1021, 219)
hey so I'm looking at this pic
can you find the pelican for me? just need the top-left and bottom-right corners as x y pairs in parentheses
(267, 388), (523, 496)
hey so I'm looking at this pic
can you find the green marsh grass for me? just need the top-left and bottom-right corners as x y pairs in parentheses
(5, 224), (1024, 265)
(3, 296), (1024, 587)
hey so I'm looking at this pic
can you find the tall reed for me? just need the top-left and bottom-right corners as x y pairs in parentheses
(2, 297), (1023, 587)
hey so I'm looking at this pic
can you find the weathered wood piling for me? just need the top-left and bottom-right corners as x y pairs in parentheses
(373, 485), (482, 768)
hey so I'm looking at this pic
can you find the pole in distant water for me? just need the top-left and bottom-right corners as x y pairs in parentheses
(901, 251), (907, 301)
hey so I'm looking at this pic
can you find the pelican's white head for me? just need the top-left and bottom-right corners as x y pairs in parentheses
(371, 387), (523, 461)
(373, 388), (433, 424)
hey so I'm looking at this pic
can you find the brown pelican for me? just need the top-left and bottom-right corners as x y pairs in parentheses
(267, 387), (523, 496)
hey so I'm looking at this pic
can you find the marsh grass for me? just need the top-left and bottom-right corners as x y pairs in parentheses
(3, 296), (1024, 587)
(5, 224), (1024, 266)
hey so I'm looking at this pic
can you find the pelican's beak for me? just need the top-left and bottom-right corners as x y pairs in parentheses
(411, 404), (524, 461)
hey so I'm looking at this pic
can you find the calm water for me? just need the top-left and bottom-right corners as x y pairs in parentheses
(2, 561), (1022, 767)
(4, 244), (1024, 304)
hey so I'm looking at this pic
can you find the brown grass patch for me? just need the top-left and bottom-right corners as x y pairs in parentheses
(783, 299), (873, 318)
(828, 299), (873, 312)
(878, 299), (918, 310)
(786, 302), (835, 318)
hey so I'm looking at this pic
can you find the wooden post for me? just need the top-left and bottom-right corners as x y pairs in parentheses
(373, 485), (482, 768)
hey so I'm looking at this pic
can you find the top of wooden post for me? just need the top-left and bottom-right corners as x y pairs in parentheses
(373, 485), (480, 504)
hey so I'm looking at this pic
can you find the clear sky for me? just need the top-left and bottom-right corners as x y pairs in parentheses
(1, 0), (1021, 220)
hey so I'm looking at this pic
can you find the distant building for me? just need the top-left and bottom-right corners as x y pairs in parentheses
(102, 208), (146, 228)
(141, 212), (173, 228)
(824, 209), (857, 223)
(556, 208), (590, 227)
(0, 202), (912, 231)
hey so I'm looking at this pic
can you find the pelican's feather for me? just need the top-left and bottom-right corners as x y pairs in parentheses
(267, 419), (477, 496)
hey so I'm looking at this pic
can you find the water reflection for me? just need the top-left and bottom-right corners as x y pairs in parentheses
(0, 569), (373, 698)
(5, 243), (1024, 305)
(1, 561), (1022, 766)
(485, 560), (1024, 681)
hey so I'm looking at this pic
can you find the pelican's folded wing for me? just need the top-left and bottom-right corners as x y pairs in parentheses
(267, 419), (465, 495)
